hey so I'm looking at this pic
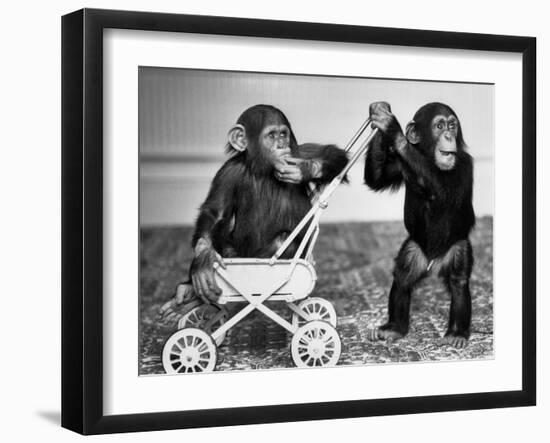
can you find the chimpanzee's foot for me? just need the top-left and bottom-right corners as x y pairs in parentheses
(367, 323), (405, 342)
(441, 332), (469, 348)
(158, 283), (198, 322)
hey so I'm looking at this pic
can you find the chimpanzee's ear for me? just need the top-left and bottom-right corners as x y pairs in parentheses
(227, 124), (248, 152)
(405, 120), (421, 145)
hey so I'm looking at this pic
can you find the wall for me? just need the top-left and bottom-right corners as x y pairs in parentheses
(0, 1), (546, 443)
(139, 68), (494, 225)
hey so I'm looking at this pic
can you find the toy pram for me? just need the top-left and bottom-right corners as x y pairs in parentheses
(162, 119), (379, 374)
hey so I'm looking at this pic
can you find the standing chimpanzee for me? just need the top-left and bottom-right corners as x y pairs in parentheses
(364, 101), (474, 348)
(160, 104), (347, 315)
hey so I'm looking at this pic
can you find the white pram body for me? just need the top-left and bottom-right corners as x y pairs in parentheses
(162, 120), (378, 374)
(215, 258), (317, 304)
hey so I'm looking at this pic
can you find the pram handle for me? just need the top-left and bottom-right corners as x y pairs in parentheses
(343, 116), (374, 153)
(270, 119), (379, 264)
(314, 125), (379, 204)
(307, 116), (374, 193)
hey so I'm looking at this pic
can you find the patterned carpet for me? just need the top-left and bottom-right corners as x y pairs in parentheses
(139, 217), (493, 374)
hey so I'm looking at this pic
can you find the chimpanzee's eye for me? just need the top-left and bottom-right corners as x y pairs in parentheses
(437, 122), (444, 130)
(448, 121), (456, 130)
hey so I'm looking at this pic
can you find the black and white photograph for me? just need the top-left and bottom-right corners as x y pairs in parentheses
(2, 0), (547, 439)
(53, 4), (538, 438)
(138, 68), (494, 375)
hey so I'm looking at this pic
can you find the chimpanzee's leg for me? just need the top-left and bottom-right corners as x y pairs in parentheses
(158, 280), (198, 321)
(439, 239), (473, 348)
(369, 238), (428, 341)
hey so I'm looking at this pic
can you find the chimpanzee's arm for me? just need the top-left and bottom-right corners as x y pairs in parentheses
(364, 132), (403, 191)
(191, 159), (242, 250)
(392, 136), (445, 199)
(459, 151), (474, 201)
(455, 151), (476, 234)
(368, 101), (443, 198)
(292, 143), (348, 184)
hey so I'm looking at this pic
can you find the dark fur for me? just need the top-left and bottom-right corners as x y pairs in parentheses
(193, 104), (348, 259)
(364, 102), (475, 342)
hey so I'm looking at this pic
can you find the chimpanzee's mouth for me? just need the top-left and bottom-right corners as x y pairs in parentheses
(439, 150), (457, 157)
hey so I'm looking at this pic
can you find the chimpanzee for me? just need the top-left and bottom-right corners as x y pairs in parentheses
(160, 104), (348, 315)
(364, 101), (474, 348)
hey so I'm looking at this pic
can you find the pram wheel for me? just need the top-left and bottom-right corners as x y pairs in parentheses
(292, 297), (337, 328)
(291, 320), (341, 368)
(162, 328), (217, 374)
(178, 304), (228, 346)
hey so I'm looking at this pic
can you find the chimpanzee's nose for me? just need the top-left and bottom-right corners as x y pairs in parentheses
(444, 131), (452, 141)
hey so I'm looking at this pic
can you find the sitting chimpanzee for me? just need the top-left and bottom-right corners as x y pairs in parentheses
(364, 101), (475, 348)
(160, 104), (348, 315)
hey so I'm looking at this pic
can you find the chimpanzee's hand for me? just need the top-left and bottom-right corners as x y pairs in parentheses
(189, 242), (225, 304)
(369, 102), (405, 141)
(274, 158), (321, 184)
(274, 156), (301, 183)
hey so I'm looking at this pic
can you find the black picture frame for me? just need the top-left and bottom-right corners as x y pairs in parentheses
(61, 8), (536, 435)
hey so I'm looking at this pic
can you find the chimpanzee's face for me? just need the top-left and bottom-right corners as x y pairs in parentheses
(431, 113), (459, 171)
(259, 123), (291, 165)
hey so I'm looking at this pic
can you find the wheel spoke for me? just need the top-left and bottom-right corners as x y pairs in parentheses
(189, 311), (199, 325)
(171, 361), (182, 370)
(297, 299), (336, 326)
(183, 305), (222, 330)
